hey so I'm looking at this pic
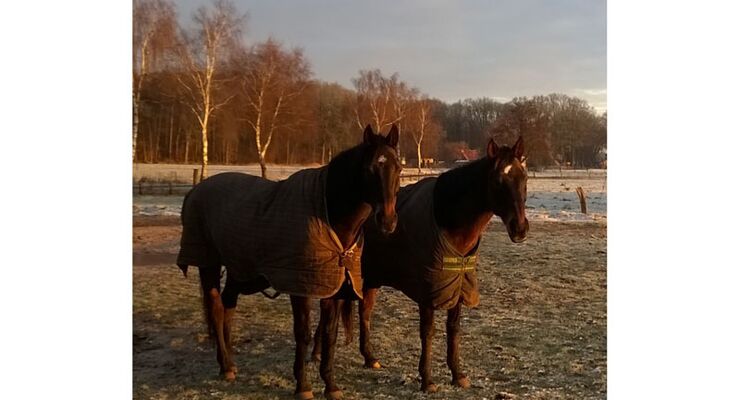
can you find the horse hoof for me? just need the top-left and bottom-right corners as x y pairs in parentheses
(364, 359), (382, 369)
(453, 376), (471, 388)
(223, 370), (236, 382)
(295, 390), (314, 400)
(324, 389), (343, 400)
(421, 383), (438, 393)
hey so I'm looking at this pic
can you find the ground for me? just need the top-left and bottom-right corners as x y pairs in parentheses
(133, 216), (606, 400)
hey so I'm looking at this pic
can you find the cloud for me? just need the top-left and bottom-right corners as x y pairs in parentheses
(178, 0), (606, 109)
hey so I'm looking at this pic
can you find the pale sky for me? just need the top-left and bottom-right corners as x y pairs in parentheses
(178, 0), (606, 112)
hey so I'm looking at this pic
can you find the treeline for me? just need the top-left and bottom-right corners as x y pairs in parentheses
(134, 0), (606, 178)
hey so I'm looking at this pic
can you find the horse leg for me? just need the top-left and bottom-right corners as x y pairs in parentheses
(199, 265), (235, 381)
(359, 287), (381, 369)
(290, 295), (314, 400)
(310, 307), (324, 362)
(418, 304), (437, 392)
(446, 301), (470, 388)
(319, 298), (343, 399)
(221, 277), (241, 376)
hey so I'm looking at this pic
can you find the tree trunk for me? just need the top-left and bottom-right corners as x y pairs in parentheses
(259, 153), (267, 179)
(168, 105), (174, 161)
(132, 93), (140, 162)
(417, 142), (423, 174)
(200, 125), (209, 182)
(286, 138), (290, 164)
(184, 132), (190, 163)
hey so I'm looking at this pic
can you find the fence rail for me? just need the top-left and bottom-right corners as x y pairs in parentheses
(133, 169), (605, 196)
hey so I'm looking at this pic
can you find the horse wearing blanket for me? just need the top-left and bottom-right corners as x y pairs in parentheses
(177, 125), (401, 400)
(313, 137), (529, 393)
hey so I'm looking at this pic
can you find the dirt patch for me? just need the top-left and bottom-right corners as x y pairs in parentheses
(133, 219), (606, 399)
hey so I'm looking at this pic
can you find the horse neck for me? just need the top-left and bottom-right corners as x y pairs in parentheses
(434, 159), (493, 255)
(326, 146), (373, 249)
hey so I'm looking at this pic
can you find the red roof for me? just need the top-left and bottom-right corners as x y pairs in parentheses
(458, 149), (479, 161)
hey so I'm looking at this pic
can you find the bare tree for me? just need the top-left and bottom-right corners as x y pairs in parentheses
(238, 38), (311, 178)
(177, 0), (244, 181)
(315, 82), (356, 164)
(133, 0), (177, 161)
(408, 97), (443, 173)
(391, 81), (418, 160)
(352, 69), (403, 133)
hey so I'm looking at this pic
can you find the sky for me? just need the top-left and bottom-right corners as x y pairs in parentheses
(178, 0), (606, 112)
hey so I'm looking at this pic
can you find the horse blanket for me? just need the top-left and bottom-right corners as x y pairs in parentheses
(177, 167), (364, 299)
(362, 177), (480, 309)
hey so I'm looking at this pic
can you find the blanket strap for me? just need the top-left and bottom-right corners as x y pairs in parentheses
(442, 255), (477, 271)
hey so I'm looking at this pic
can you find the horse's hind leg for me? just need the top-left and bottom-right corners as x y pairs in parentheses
(199, 265), (236, 381)
(290, 295), (314, 400)
(418, 304), (437, 393)
(359, 288), (381, 369)
(319, 298), (342, 399)
(221, 277), (241, 376)
(446, 301), (470, 388)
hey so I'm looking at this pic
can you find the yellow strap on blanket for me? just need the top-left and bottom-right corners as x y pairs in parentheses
(442, 255), (477, 271)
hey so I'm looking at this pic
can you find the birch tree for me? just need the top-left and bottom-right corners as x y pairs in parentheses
(133, 0), (177, 161)
(238, 38), (311, 178)
(352, 69), (403, 133)
(177, 0), (244, 181)
(409, 97), (443, 173)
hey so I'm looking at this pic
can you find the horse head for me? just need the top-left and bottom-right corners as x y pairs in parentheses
(485, 136), (529, 243)
(360, 124), (401, 235)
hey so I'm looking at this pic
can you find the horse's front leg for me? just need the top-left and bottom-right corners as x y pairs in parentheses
(359, 287), (381, 369)
(446, 301), (470, 388)
(310, 305), (324, 362)
(290, 295), (314, 400)
(418, 304), (437, 392)
(319, 298), (343, 399)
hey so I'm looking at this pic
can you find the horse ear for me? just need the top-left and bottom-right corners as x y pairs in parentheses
(513, 136), (524, 160)
(386, 124), (399, 148)
(487, 138), (499, 159)
(363, 124), (375, 144)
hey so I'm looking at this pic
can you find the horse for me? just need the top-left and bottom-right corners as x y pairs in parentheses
(176, 124), (401, 400)
(312, 137), (529, 393)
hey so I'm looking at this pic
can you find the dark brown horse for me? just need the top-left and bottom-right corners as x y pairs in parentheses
(177, 125), (401, 400)
(312, 137), (529, 393)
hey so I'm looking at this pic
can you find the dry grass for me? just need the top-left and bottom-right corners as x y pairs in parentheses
(133, 218), (606, 399)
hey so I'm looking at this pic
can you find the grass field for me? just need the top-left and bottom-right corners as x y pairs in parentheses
(133, 217), (606, 399)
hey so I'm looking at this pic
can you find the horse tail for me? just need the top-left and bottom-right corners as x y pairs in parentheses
(177, 188), (196, 278)
(341, 299), (354, 345)
(198, 265), (222, 340)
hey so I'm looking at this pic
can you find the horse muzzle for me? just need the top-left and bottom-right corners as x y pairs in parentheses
(507, 217), (529, 243)
(375, 210), (398, 235)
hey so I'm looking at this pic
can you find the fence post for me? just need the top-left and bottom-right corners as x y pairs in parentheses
(138, 181), (143, 196)
(576, 186), (588, 214)
(168, 182), (173, 195)
(192, 168), (199, 186)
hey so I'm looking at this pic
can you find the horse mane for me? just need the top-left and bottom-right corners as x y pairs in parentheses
(433, 145), (517, 229)
(434, 157), (489, 226)
(327, 141), (370, 179)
